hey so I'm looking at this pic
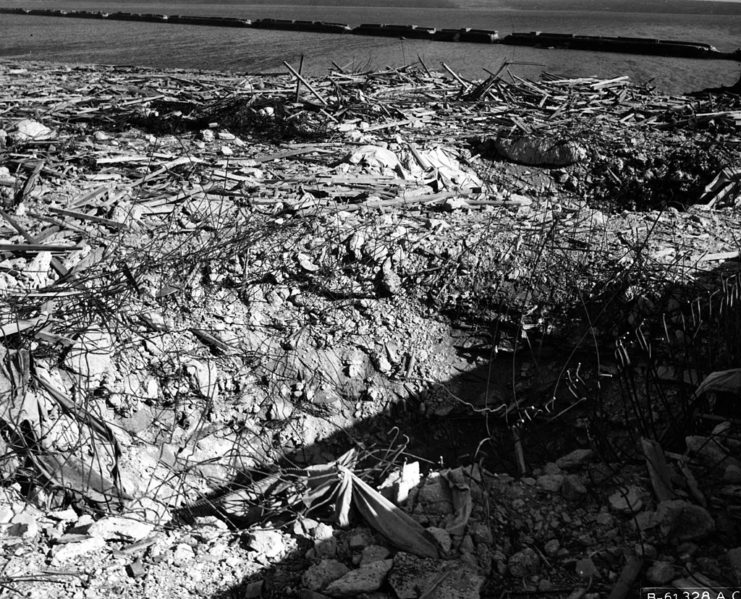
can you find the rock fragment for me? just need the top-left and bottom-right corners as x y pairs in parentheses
(51, 536), (106, 564)
(247, 529), (285, 559)
(537, 474), (564, 493)
(608, 486), (644, 514)
(14, 119), (54, 141)
(646, 561), (676, 585)
(493, 135), (587, 166)
(88, 516), (154, 541)
(655, 500), (714, 541)
(728, 547), (741, 584)
(360, 545), (392, 565)
(323, 559), (393, 597)
(508, 547), (541, 577)
(556, 449), (593, 469)
(302, 560), (350, 591)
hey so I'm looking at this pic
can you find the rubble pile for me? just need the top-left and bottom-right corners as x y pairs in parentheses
(0, 59), (740, 598)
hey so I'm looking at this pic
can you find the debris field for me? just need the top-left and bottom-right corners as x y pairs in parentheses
(0, 58), (740, 598)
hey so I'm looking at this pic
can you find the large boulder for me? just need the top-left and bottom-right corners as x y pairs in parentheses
(492, 135), (587, 167)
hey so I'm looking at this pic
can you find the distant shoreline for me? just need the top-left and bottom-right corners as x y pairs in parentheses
(1, 0), (741, 15)
(2, 1), (739, 94)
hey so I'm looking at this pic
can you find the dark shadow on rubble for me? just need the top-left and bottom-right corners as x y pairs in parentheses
(73, 96), (332, 143)
(187, 256), (741, 598)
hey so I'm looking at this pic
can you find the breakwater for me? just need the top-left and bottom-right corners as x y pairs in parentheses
(2, 7), (740, 61)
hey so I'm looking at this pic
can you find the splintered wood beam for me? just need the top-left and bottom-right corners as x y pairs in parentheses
(283, 61), (328, 106)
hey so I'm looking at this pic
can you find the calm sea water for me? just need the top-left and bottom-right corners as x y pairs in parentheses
(1, 0), (740, 93)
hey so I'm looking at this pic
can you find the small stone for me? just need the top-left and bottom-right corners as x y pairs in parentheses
(595, 511), (614, 527)
(297, 252), (320, 273)
(723, 465), (741, 484)
(15, 119), (53, 141)
(51, 536), (106, 564)
(576, 557), (598, 579)
(314, 523), (335, 541)
(247, 530), (285, 559)
(646, 561), (676, 585)
(324, 559), (393, 597)
(416, 475), (453, 515)
(348, 530), (373, 550)
(459, 535), (475, 553)
(556, 449), (593, 470)
(201, 129), (215, 142)
(561, 475), (587, 501)
(727, 547), (741, 584)
(655, 500), (714, 541)
(634, 511), (657, 531)
(269, 396), (294, 420)
(537, 474), (564, 493)
(193, 515), (229, 531)
(608, 486), (643, 514)
(468, 522), (493, 546)
(9, 508), (41, 539)
(172, 543), (195, 564)
(508, 547), (541, 577)
(0, 504), (13, 524)
(48, 508), (78, 523)
(544, 539), (560, 556)
(360, 545), (392, 566)
(315, 536), (338, 559)
(677, 542), (698, 559)
(302, 560), (350, 591)
(126, 559), (146, 578)
(378, 259), (402, 296)
(88, 516), (154, 541)
(543, 462), (562, 475)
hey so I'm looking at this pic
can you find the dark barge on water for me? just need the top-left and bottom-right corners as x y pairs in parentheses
(354, 23), (437, 40)
(1, 8), (739, 61)
(503, 31), (725, 60)
(253, 19), (351, 34)
(434, 28), (499, 43)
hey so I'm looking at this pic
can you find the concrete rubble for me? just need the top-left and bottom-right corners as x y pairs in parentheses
(0, 58), (739, 598)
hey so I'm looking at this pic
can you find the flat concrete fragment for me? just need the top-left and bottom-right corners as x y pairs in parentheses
(51, 536), (106, 564)
(302, 559), (350, 591)
(323, 559), (393, 597)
